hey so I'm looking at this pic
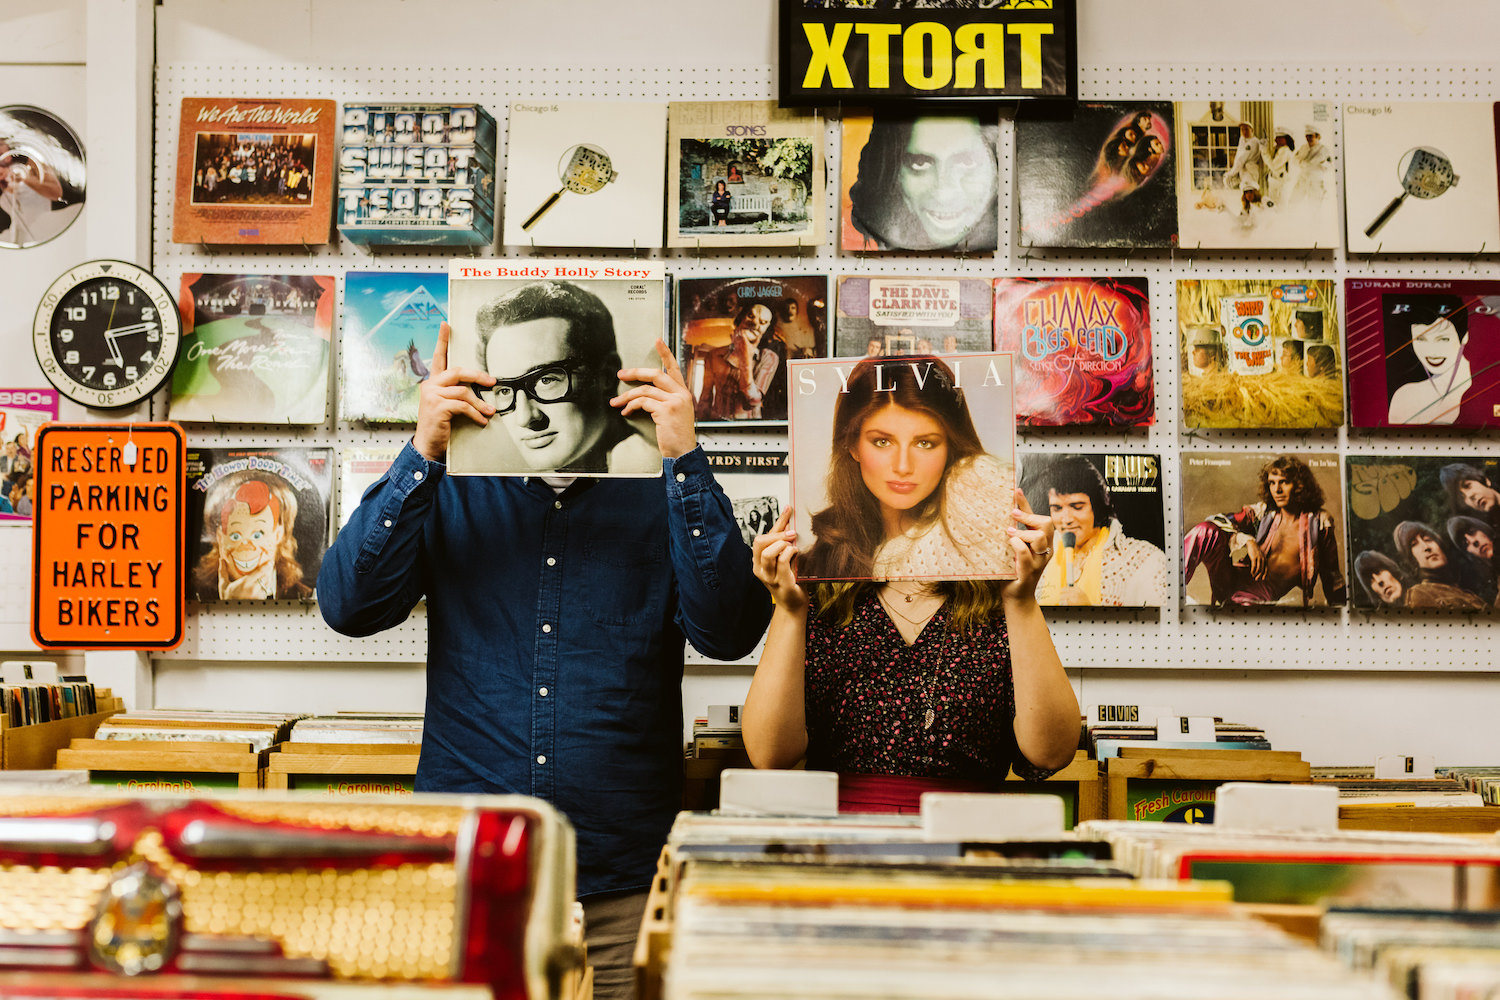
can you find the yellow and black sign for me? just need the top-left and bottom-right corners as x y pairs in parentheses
(779, 0), (1076, 106)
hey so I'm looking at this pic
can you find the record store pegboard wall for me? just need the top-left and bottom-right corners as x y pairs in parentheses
(145, 59), (1500, 671)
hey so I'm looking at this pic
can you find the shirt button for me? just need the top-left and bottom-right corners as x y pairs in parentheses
(539, 687), (549, 697)
(542, 623), (552, 633)
(536, 755), (547, 765)
(413, 471), (423, 481)
(675, 472), (686, 483)
(692, 528), (701, 537)
(554, 500), (563, 510)
(546, 557), (557, 567)
(383, 519), (393, 528)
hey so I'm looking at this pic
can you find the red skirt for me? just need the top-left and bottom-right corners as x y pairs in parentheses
(838, 772), (1000, 815)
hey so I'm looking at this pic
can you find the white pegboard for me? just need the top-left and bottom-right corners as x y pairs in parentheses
(144, 58), (1500, 674)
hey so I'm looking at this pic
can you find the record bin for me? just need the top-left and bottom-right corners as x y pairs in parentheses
(1103, 747), (1312, 822)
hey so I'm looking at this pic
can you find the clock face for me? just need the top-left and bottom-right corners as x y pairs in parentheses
(33, 260), (183, 409)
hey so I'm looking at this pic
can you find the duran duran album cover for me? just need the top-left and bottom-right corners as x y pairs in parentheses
(668, 101), (822, 249)
(1174, 100), (1338, 250)
(0, 387), (56, 522)
(185, 446), (334, 603)
(1347, 455), (1500, 612)
(1344, 278), (1500, 428)
(1180, 450), (1346, 609)
(1015, 101), (1177, 249)
(839, 112), (999, 253)
(501, 101), (667, 249)
(170, 273), (335, 424)
(1342, 101), (1500, 255)
(338, 446), (400, 529)
(992, 276), (1154, 427)
(339, 270), (447, 423)
(1018, 451), (1167, 607)
(445, 259), (666, 477)
(702, 448), (790, 549)
(172, 97), (336, 245)
(677, 275), (828, 426)
(1177, 278), (1342, 429)
(834, 275), (993, 359)
(787, 353), (1017, 583)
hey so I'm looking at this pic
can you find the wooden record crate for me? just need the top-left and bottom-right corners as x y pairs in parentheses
(0, 695), (123, 770)
(1103, 748), (1312, 821)
(263, 742), (420, 794)
(55, 738), (265, 790)
(633, 846), (676, 1000)
(1337, 805), (1500, 835)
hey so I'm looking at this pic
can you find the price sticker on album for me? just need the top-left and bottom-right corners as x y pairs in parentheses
(31, 422), (185, 650)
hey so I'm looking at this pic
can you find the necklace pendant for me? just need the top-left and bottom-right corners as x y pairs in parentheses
(923, 707), (935, 730)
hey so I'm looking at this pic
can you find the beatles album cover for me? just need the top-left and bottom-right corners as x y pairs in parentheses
(1015, 101), (1177, 249)
(677, 275), (828, 426)
(834, 275), (993, 359)
(1180, 451), (1346, 609)
(338, 445), (400, 529)
(336, 102), (497, 246)
(185, 446), (334, 603)
(787, 353), (1017, 583)
(1342, 101), (1500, 255)
(1177, 278), (1342, 429)
(1347, 455), (1500, 612)
(339, 270), (448, 423)
(170, 273), (335, 425)
(501, 101), (667, 249)
(668, 101), (822, 249)
(839, 112), (1000, 253)
(1344, 278), (1500, 428)
(172, 97), (336, 245)
(1175, 100), (1338, 250)
(703, 448), (790, 549)
(0, 387), (56, 523)
(446, 259), (666, 477)
(1018, 452), (1167, 608)
(992, 276), (1154, 427)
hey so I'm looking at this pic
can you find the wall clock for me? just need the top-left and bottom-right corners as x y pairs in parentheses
(32, 259), (183, 409)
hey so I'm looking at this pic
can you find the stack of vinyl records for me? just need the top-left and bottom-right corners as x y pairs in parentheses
(287, 712), (423, 745)
(0, 678), (97, 727)
(1442, 767), (1500, 805)
(1086, 716), (1273, 759)
(688, 718), (745, 760)
(1321, 908), (1500, 997)
(1311, 767), (1485, 808)
(93, 709), (306, 752)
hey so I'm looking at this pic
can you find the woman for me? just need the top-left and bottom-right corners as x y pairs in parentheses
(1384, 294), (1471, 425)
(849, 115), (999, 252)
(742, 358), (1079, 814)
(709, 179), (731, 227)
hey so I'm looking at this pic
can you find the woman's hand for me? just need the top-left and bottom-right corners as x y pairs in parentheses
(1004, 488), (1055, 602)
(751, 506), (808, 613)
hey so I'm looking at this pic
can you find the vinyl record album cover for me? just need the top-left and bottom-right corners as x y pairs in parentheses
(339, 270), (447, 423)
(170, 273), (335, 424)
(1343, 101), (1500, 255)
(1347, 455), (1500, 611)
(501, 100), (666, 249)
(992, 276), (1154, 427)
(703, 448), (790, 548)
(446, 259), (666, 477)
(338, 445), (400, 529)
(834, 275), (993, 359)
(1344, 278), (1500, 428)
(185, 446), (334, 602)
(0, 387), (56, 522)
(1175, 100), (1338, 250)
(839, 112), (999, 253)
(1177, 278), (1342, 428)
(788, 353), (1017, 582)
(677, 275), (828, 426)
(1180, 451), (1346, 608)
(1018, 451), (1167, 607)
(172, 97), (336, 245)
(668, 101), (822, 249)
(1016, 101), (1177, 249)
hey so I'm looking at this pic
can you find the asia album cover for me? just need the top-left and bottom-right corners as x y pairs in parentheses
(446, 259), (666, 477)
(1015, 101), (1177, 249)
(1177, 278), (1342, 429)
(1344, 278), (1500, 428)
(1018, 452), (1167, 608)
(992, 276), (1154, 427)
(185, 446), (334, 603)
(338, 445), (400, 529)
(501, 100), (666, 249)
(787, 353), (1017, 583)
(339, 270), (447, 424)
(702, 448), (790, 549)
(169, 273), (335, 424)
(1180, 450), (1346, 609)
(677, 275), (828, 426)
(839, 112), (999, 253)
(1174, 100), (1338, 250)
(1342, 101), (1500, 255)
(668, 101), (822, 249)
(172, 97), (335, 245)
(1347, 455), (1500, 612)
(834, 275), (993, 359)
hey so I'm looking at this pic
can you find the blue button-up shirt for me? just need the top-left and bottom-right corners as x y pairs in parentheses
(318, 441), (771, 896)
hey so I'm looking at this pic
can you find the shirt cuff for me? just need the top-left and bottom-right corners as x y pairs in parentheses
(392, 439), (446, 496)
(662, 445), (711, 498)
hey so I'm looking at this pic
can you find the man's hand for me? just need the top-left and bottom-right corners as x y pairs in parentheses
(413, 322), (495, 462)
(614, 339), (697, 459)
(1246, 538), (1266, 580)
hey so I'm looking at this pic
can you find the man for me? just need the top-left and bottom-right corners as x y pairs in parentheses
(1185, 324), (1224, 376)
(192, 474), (312, 601)
(693, 302), (776, 421)
(1183, 455), (1347, 607)
(1441, 463), (1500, 530)
(1354, 549), (1486, 610)
(1224, 121), (1265, 206)
(1276, 338), (1304, 375)
(318, 323), (771, 1000)
(1394, 520), (1496, 606)
(1291, 124), (1332, 202)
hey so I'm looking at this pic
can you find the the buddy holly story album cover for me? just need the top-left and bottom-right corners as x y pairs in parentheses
(788, 352), (1017, 583)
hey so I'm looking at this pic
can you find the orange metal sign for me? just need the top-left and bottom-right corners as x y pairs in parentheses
(32, 423), (185, 650)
